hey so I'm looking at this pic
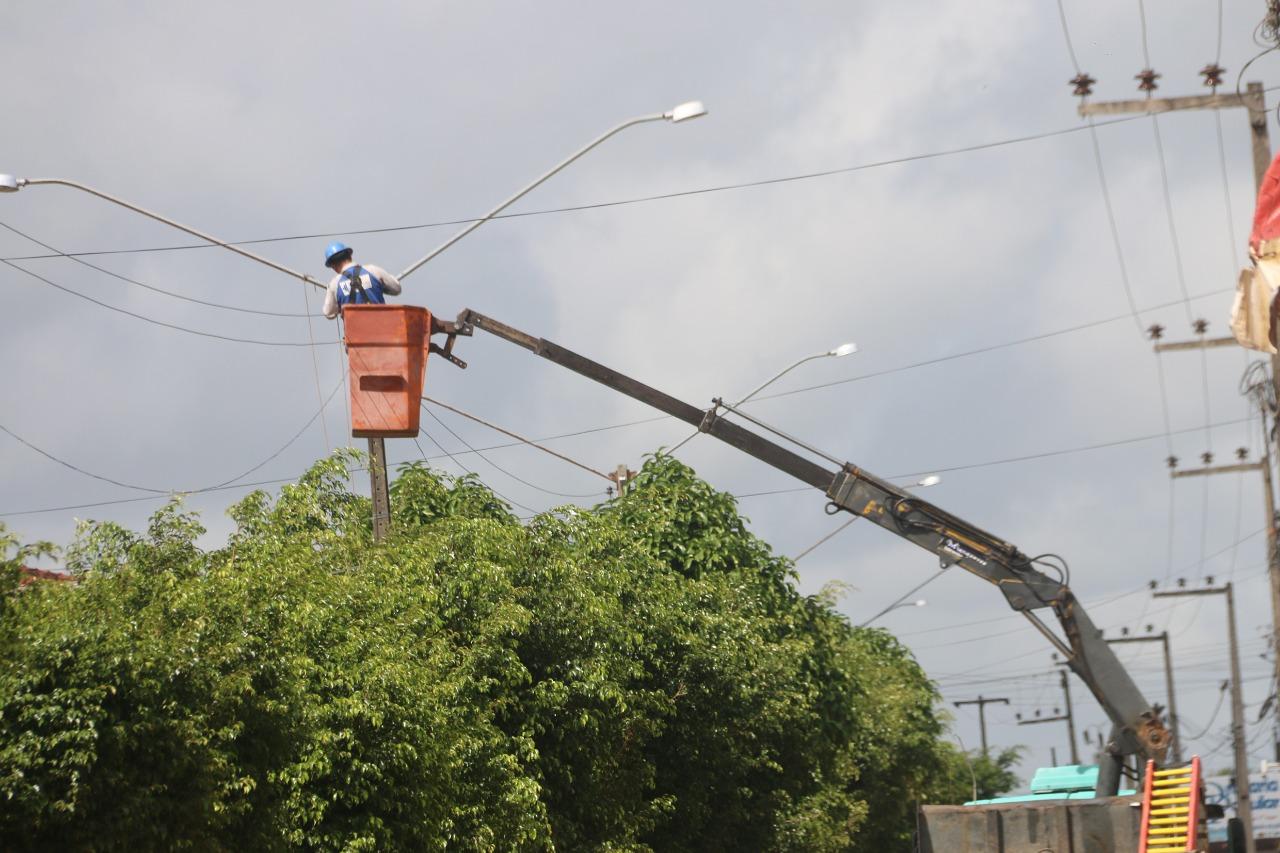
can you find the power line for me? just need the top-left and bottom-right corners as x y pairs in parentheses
(208, 377), (344, 489)
(0, 220), (311, 318)
(0, 422), (169, 494)
(412, 423), (538, 513)
(0, 376), (344, 505)
(422, 405), (599, 500)
(3, 259), (335, 348)
(1137, 0), (1152, 69)
(5, 112), (1266, 265)
(743, 289), (1234, 406)
(421, 395), (612, 487)
(926, 559), (1272, 682)
(734, 414), (1253, 499)
(792, 516), (857, 562)
(1, 398), (1258, 523)
(1055, 0), (1083, 75)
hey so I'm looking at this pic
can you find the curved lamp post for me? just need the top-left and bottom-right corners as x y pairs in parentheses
(397, 100), (707, 280)
(671, 340), (857, 454)
(0, 98), (709, 289)
(860, 596), (927, 628)
(0, 174), (325, 290)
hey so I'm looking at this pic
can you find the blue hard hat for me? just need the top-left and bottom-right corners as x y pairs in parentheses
(324, 241), (353, 267)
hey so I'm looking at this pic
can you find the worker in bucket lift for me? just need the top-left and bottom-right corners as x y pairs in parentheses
(321, 241), (402, 319)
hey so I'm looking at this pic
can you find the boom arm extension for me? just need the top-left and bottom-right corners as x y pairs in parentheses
(449, 309), (1170, 789)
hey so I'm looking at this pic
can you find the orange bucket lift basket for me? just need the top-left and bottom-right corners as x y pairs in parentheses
(342, 305), (467, 439)
(343, 305), (432, 438)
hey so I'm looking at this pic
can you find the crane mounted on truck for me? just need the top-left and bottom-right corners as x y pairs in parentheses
(424, 308), (1171, 797)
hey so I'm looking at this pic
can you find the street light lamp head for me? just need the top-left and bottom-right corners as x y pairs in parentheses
(0, 175), (21, 193)
(828, 342), (858, 358)
(665, 100), (708, 123)
(916, 475), (942, 488)
(912, 599), (927, 608)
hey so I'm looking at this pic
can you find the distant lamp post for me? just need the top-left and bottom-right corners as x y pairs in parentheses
(860, 595), (928, 627)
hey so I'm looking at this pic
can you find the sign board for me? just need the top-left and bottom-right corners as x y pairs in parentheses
(1205, 768), (1280, 841)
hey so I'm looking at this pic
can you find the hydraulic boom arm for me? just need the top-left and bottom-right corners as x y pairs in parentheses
(445, 308), (1171, 793)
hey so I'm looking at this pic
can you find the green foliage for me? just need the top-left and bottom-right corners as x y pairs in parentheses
(926, 745), (1024, 804)
(0, 454), (961, 851)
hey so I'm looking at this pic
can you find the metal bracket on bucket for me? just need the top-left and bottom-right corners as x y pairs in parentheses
(430, 316), (472, 369)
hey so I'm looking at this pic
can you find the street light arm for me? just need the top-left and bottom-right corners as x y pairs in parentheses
(15, 177), (326, 290)
(397, 113), (667, 281)
(669, 347), (852, 455)
(735, 353), (826, 406)
(859, 573), (940, 627)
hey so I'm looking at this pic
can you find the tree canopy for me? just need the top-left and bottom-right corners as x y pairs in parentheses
(0, 453), (1014, 851)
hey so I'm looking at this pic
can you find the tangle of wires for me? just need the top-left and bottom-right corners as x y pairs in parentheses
(1240, 359), (1276, 412)
(1030, 553), (1071, 588)
(1262, 2), (1280, 49)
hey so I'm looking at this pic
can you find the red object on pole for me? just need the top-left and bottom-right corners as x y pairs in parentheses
(343, 305), (431, 438)
(1251, 149), (1280, 250)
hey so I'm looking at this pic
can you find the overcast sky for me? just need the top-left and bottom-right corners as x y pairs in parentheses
(4, 0), (1279, 785)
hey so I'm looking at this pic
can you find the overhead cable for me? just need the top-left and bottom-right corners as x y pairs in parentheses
(3, 260), (335, 347)
(0, 376), (344, 501)
(422, 405), (602, 499)
(422, 395), (613, 485)
(0, 220), (311, 317)
(9, 110), (1276, 264)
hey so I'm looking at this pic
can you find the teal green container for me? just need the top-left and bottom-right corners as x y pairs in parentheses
(965, 765), (1136, 806)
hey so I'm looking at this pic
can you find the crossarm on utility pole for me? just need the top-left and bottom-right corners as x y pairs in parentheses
(452, 308), (1171, 788)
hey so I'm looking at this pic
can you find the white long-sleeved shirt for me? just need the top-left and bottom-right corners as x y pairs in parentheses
(322, 263), (403, 319)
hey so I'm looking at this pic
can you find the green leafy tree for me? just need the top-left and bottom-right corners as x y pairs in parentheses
(927, 745), (1024, 804)
(0, 453), (964, 851)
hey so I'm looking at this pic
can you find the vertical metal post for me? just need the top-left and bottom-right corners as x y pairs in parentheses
(1260, 398), (1280, 757)
(1246, 82), (1280, 504)
(368, 437), (391, 541)
(1161, 632), (1184, 764)
(1246, 82), (1271, 196)
(1060, 668), (1080, 765)
(1226, 582), (1257, 853)
(955, 695), (1010, 756)
(1155, 583), (1255, 846)
(1258, 397), (1280, 754)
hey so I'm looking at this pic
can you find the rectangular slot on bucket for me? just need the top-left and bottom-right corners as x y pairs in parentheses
(359, 375), (407, 392)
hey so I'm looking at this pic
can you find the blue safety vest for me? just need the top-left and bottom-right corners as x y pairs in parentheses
(335, 265), (387, 308)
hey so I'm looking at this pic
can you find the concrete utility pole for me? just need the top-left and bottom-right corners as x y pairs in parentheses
(1155, 582), (1254, 853)
(368, 438), (391, 541)
(609, 464), (636, 497)
(1169, 385), (1280, 736)
(953, 696), (1010, 756)
(1096, 75), (1280, 766)
(1059, 667), (1079, 765)
(1248, 378), (1280, 730)
(1106, 631), (1183, 764)
(1016, 669), (1079, 766)
(1082, 81), (1274, 390)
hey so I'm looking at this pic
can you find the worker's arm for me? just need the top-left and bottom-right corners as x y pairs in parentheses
(365, 264), (402, 297)
(322, 278), (341, 319)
